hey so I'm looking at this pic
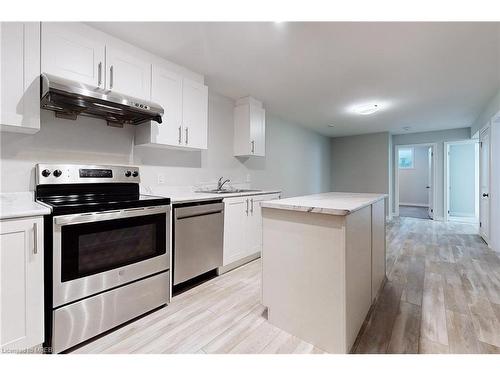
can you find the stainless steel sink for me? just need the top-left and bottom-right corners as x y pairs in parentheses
(196, 188), (262, 194)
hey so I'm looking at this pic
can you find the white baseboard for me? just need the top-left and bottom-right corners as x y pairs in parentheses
(399, 203), (429, 208)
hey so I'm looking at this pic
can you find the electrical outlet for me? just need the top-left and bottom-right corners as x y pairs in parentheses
(157, 174), (165, 184)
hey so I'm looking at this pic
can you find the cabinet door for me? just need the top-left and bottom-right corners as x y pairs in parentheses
(0, 22), (40, 133)
(0, 217), (44, 351)
(182, 78), (208, 149)
(223, 197), (248, 266)
(247, 194), (280, 255)
(150, 65), (183, 146)
(106, 46), (151, 100)
(41, 22), (105, 88)
(371, 199), (386, 301)
(250, 105), (266, 156)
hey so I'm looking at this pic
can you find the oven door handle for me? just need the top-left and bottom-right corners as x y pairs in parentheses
(54, 205), (169, 226)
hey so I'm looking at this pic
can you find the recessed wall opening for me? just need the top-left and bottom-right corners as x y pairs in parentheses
(395, 143), (436, 220)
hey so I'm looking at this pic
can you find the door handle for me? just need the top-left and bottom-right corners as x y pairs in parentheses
(483, 193), (489, 197)
(109, 65), (114, 89)
(246, 199), (249, 215)
(33, 222), (38, 254)
(178, 126), (182, 144)
(97, 62), (102, 88)
(251, 140), (255, 153)
(250, 198), (254, 214)
(185, 127), (189, 145)
(426, 186), (430, 189)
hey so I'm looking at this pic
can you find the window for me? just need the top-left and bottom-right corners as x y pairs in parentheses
(398, 148), (414, 169)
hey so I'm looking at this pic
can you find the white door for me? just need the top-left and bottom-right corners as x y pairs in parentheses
(250, 105), (266, 156)
(480, 128), (491, 242)
(427, 147), (434, 219)
(105, 46), (151, 100)
(222, 197), (248, 266)
(0, 217), (44, 351)
(182, 78), (208, 149)
(150, 65), (183, 146)
(41, 23), (105, 88)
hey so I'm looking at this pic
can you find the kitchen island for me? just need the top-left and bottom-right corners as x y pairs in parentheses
(261, 192), (387, 354)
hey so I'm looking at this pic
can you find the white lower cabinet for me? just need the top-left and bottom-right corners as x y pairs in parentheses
(0, 217), (44, 352)
(222, 193), (280, 268)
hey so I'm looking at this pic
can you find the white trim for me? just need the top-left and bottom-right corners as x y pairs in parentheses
(444, 139), (479, 223)
(399, 202), (429, 208)
(394, 143), (438, 219)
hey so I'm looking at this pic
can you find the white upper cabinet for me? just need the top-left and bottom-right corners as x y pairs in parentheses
(135, 66), (208, 150)
(234, 97), (266, 157)
(1, 217), (44, 351)
(41, 23), (105, 89)
(182, 78), (208, 149)
(105, 46), (151, 100)
(0, 22), (40, 134)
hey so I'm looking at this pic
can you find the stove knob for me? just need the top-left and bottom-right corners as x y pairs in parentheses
(53, 169), (62, 177)
(125, 170), (132, 177)
(41, 169), (51, 177)
(132, 171), (139, 177)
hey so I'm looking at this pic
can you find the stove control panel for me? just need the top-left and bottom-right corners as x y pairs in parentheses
(36, 164), (140, 185)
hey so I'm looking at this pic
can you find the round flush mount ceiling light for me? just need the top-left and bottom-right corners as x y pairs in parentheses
(347, 101), (390, 116)
(328, 124), (335, 127)
(352, 103), (380, 115)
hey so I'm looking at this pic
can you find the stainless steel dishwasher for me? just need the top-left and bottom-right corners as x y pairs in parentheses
(173, 200), (224, 286)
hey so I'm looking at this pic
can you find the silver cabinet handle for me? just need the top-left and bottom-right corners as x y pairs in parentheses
(33, 222), (38, 254)
(246, 199), (249, 215)
(251, 140), (255, 153)
(185, 127), (189, 145)
(178, 126), (182, 144)
(109, 65), (114, 89)
(250, 198), (254, 214)
(98, 62), (102, 88)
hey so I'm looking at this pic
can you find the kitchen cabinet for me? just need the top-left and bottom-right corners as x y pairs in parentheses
(371, 199), (386, 301)
(0, 217), (44, 352)
(0, 22), (40, 134)
(42, 23), (151, 100)
(222, 193), (280, 270)
(234, 97), (266, 157)
(41, 22), (105, 89)
(135, 67), (208, 150)
(181, 78), (208, 149)
(105, 45), (151, 100)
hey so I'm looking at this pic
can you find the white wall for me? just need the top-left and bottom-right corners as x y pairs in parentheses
(0, 91), (332, 197)
(331, 132), (390, 215)
(448, 143), (476, 217)
(399, 146), (429, 206)
(472, 89), (500, 135)
(392, 127), (471, 219)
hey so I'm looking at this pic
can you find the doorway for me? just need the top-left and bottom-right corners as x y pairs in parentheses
(444, 140), (480, 224)
(395, 144), (437, 220)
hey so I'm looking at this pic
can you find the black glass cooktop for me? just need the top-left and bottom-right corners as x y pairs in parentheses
(36, 183), (170, 215)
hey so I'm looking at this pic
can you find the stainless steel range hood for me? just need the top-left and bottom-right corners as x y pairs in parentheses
(40, 73), (164, 127)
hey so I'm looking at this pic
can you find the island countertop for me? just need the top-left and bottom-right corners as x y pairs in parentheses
(260, 191), (387, 216)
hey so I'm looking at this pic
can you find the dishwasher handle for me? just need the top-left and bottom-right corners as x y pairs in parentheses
(175, 202), (224, 220)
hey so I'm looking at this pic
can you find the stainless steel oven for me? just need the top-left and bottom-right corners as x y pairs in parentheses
(36, 164), (171, 353)
(52, 205), (169, 307)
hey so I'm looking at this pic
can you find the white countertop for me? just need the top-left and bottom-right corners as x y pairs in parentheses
(260, 192), (387, 216)
(166, 189), (282, 204)
(0, 192), (52, 220)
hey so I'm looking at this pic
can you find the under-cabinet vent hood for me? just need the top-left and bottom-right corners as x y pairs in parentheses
(40, 73), (163, 127)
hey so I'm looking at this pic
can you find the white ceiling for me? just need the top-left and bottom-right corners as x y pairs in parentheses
(90, 22), (500, 137)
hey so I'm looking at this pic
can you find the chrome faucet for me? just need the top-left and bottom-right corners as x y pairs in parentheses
(217, 177), (231, 190)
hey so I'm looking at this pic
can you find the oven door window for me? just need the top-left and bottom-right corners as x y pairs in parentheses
(61, 213), (166, 282)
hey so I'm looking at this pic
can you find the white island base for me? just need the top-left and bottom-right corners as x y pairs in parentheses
(261, 192), (386, 354)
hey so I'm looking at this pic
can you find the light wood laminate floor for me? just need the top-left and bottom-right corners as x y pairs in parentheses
(73, 217), (500, 354)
